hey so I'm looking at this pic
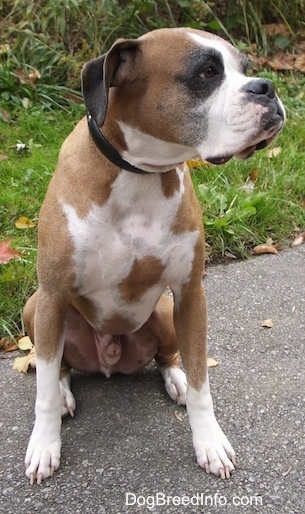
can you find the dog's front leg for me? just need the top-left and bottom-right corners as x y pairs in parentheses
(25, 291), (66, 485)
(174, 281), (236, 479)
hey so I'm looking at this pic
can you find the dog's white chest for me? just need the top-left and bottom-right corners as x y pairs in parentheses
(61, 170), (198, 329)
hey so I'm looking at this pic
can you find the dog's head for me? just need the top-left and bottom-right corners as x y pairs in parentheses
(82, 28), (285, 168)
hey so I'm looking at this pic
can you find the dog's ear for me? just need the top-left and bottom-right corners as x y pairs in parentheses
(82, 39), (140, 127)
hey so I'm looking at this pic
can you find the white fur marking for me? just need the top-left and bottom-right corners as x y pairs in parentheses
(25, 336), (65, 483)
(118, 122), (198, 171)
(187, 378), (235, 477)
(61, 173), (198, 330)
(60, 374), (76, 417)
(159, 366), (187, 405)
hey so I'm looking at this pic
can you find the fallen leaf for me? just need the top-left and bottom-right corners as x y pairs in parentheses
(265, 237), (274, 246)
(240, 179), (255, 193)
(224, 251), (237, 259)
(294, 54), (305, 73)
(291, 232), (305, 247)
(267, 56), (293, 71)
(0, 44), (10, 55)
(0, 239), (22, 264)
(0, 336), (18, 352)
(15, 216), (36, 229)
(0, 153), (9, 162)
(249, 168), (260, 182)
(262, 23), (290, 37)
(28, 69), (41, 87)
(0, 108), (11, 123)
(207, 357), (219, 367)
(261, 318), (274, 328)
(252, 244), (279, 255)
(17, 336), (34, 351)
(173, 410), (183, 422)
(187, 159), (209, 169)
(22, 97), (32, 109)
(13, 346), (36, 373)
(267, 146), (282, 158)
(291, 306), (296, 314)
(14, 68), (27, 84)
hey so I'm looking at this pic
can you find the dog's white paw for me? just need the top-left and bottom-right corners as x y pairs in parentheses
(25, 426), (61, 485)
(59, 375), (76, 417)
(187, 381), (236, 479)
(193, 420), (236, 479)
(159, 366), (187, 405)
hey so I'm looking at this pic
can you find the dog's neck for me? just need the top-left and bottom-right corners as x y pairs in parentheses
(99, 116), (198, 174)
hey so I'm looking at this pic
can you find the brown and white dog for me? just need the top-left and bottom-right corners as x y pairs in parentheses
(23, 27), (285, 484)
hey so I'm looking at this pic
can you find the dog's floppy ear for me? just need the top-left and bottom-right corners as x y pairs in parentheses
(82, 39), (140, 127)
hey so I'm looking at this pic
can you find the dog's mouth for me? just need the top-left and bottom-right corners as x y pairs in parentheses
(205, 130), (281, 166)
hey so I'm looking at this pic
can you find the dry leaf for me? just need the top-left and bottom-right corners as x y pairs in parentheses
(0, 336), (18, 352)
(15, 216), (36, 229)
(224, 251), (237, 259)
(0, 153), (9, 162)
(22, 97), (32, 110)
(17, 336), (34, 351)
(0, 337), (7, 350)
(13, 346), (36, 373)
(252, 244), (279, 255)
(187, 159), (209, 169)
(0, 108), (11, 123)
(241, 179), (255, 193)
(262, 23), (290, 37)
(249, 168), (260, 182)
(0, 44), (10, 55)
(207, 357), (219, 367)
(14, 68), (27, 84)
(268, 57), (293, 71)
(261, 318), (274, 328)
(291, 232), (305, 247)
(294, 55), (305, 73)
(0, 239), (22, 264)
(5, 341), (19, 352)
(265, 237), (274, 246)
(267, 147), (282, 158)
(28, 69), (41, 87)
(173, 410), (183, 422)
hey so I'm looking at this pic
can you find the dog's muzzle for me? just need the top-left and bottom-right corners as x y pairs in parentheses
(206, 78), (285, 165)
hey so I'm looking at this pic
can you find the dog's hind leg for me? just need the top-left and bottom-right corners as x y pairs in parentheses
(150, 293), (187, 405)
(59, 364), (76, 418)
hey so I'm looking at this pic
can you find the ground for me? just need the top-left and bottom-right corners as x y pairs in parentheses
(0, 246), (304, 514)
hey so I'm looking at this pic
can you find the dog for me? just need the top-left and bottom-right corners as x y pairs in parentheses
(23, 27), (285, 484)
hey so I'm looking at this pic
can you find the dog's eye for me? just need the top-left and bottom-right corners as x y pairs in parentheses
(198, 66), (217, 79)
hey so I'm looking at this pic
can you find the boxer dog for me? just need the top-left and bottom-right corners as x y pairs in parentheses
(23, 27), (285, 484)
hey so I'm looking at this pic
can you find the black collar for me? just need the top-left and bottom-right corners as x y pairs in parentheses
(87, 113), (150, 175)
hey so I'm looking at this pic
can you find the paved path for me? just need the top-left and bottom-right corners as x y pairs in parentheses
(1, 247), (304, 514)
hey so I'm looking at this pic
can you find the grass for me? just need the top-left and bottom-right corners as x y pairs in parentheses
(0, 105), (84, 337)
(0, 73), (305, 338)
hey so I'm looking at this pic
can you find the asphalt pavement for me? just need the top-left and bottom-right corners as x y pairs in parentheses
(0, 246), (304, 514)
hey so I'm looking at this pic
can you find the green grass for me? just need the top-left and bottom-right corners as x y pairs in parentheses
(0, 73), (305, 337)
(0, 105), (84, 337)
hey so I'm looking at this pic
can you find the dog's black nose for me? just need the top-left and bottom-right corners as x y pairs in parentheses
(244, 79), (276, 99)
